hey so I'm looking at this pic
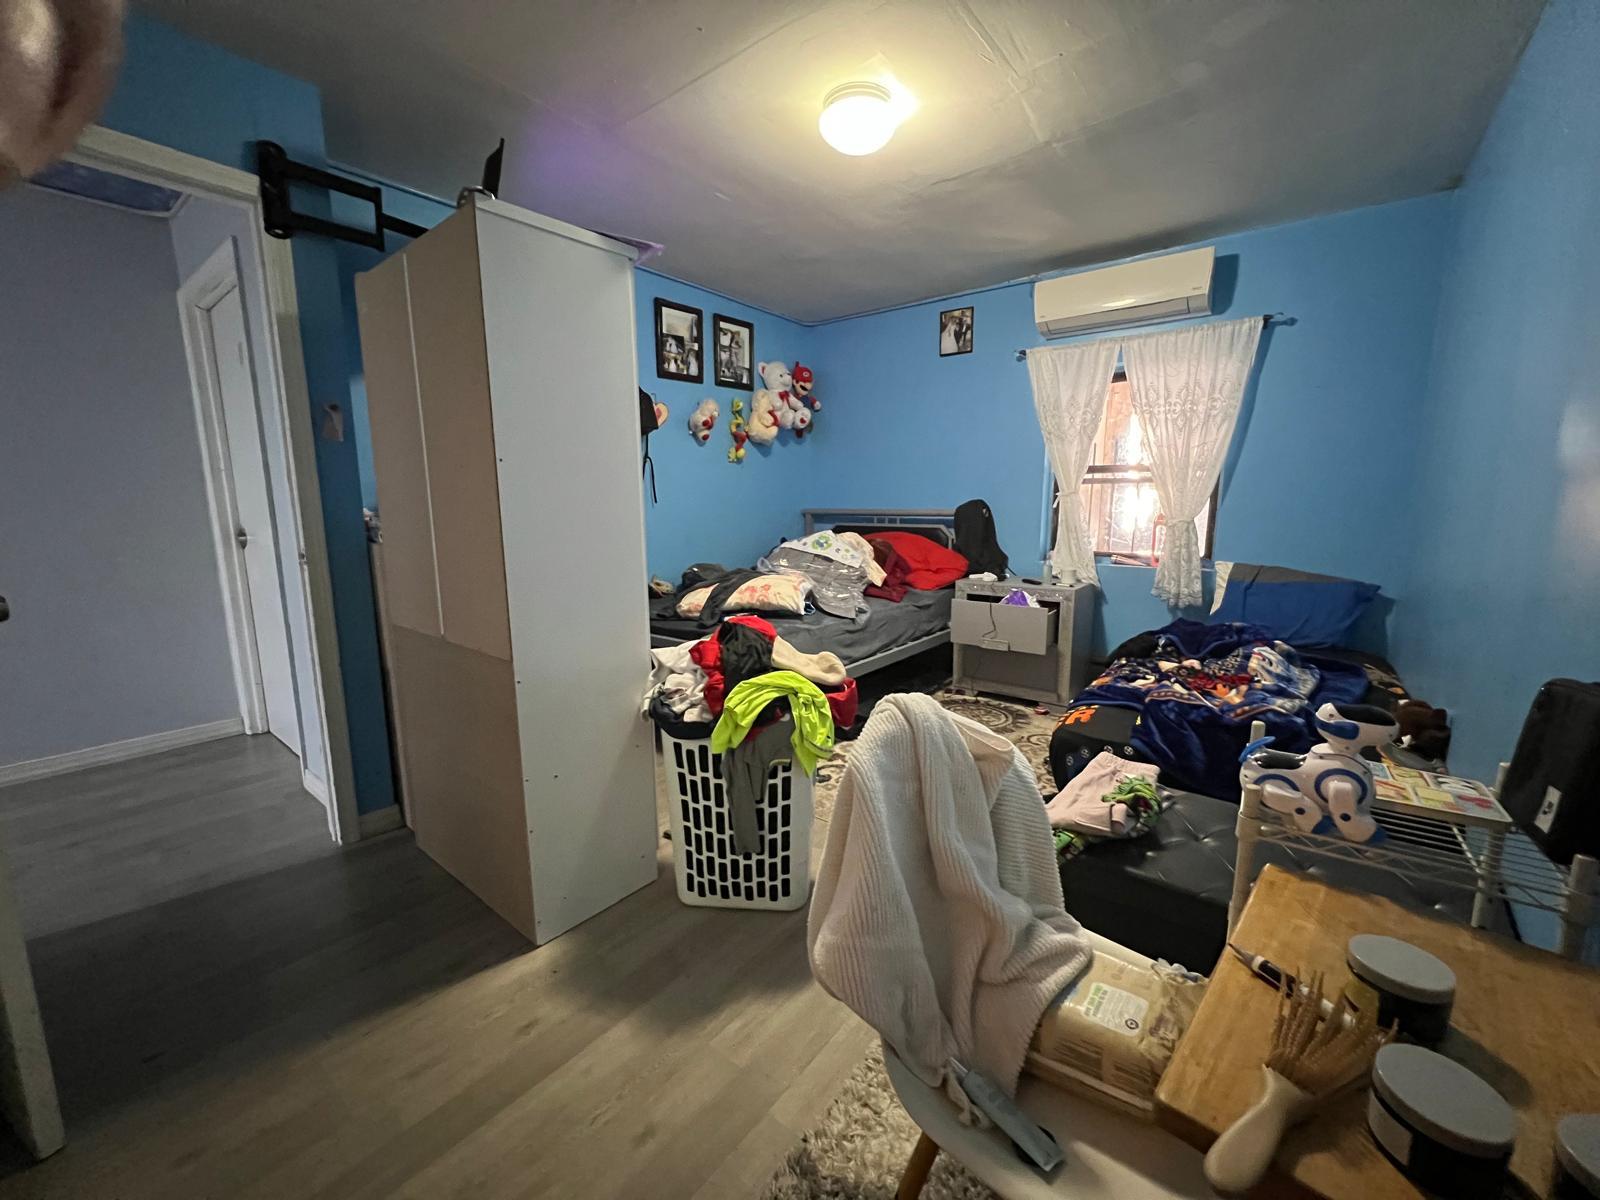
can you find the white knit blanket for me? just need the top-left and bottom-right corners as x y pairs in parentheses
(808, 693), (1092, 1109)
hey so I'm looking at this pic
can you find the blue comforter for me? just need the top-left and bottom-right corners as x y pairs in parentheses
(1076, 619), (1369, 800)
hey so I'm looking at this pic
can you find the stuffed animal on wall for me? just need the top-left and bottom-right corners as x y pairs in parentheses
(792, 363), (818, 410)
(757, 360), (793, 395)
(687, 398), (719, 443)
(747, 389), (780, 445)
(727, 398), (748, 463)
(789, 363), (817, 440)
(756, 359), (811, 435)
(774, 391), (805, 431)
(1238, 701), (1399, 844)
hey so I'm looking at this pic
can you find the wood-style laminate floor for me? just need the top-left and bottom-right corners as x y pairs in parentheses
(0, 736), (868, 1199)
(0, 735), (336, 939)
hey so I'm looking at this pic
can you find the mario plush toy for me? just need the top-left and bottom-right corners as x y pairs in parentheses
(791, 362), (818, 410)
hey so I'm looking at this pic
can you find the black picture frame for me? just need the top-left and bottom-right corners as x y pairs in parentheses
(939, 305), (974, 357)
(654, 298), (703, 383)
(712, 314), (755, 390)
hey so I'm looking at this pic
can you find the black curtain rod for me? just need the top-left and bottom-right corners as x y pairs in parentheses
(1014, 312), (1289, 362)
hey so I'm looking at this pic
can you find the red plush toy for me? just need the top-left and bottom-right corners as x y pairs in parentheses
(792, 362), (819, 410)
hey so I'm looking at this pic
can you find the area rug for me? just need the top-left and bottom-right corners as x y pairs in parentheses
(811, 688), (1058, 826)
(756, 1044), (996, 1200)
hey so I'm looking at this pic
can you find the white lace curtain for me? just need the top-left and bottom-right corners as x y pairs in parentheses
(1026, 339), (1120, 586)
(1122, 316), (1263, 606)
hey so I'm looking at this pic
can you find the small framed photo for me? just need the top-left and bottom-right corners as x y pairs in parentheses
(712, 314), (755, 390)
(654, 298), (703, 383)
(939, 306), (974, 356)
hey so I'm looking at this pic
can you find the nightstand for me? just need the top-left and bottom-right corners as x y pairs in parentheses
(950, 578), (1094, 708)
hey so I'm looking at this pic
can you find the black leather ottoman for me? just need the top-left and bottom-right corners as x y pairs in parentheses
(1060, 791), (1477, 972)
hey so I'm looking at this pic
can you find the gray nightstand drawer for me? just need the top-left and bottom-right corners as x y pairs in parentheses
(950, 598), (1058, 656)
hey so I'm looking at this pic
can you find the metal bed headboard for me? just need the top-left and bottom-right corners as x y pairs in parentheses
(801, 508), (958, 547)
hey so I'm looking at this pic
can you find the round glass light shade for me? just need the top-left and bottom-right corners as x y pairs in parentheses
(818, 82), (898, 156)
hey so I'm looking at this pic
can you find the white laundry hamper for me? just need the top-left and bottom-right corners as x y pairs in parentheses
(661, 731), (814, 910)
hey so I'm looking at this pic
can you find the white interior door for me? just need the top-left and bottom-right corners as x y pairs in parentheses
(202, 284), (299, 753)
(183, 267), (304, 761)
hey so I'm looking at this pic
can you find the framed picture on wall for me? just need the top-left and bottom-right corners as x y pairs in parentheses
(654, 298), (703, 383)
(712, 314), (755, 390)
(939, 306), (974, 356)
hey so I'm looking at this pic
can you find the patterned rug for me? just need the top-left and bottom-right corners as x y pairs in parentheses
(812, 688), (1058, 826)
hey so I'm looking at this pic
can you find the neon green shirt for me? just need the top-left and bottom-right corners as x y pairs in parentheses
(711, 670), (835, 774)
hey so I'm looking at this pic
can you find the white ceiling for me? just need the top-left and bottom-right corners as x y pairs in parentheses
(135, 0), (1543, 323)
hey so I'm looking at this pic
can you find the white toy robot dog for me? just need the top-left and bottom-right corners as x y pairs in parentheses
(1238, 702), (1400, 843)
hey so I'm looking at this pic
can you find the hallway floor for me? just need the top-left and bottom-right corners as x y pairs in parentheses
(0, 737), (866, 1198)
(0, 734), (333, 940)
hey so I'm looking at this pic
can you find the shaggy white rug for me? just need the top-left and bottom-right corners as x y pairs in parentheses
(757, 1045), (996, 1200)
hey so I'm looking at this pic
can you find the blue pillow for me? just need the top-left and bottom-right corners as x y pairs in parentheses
(1212, 563), (1379, 647)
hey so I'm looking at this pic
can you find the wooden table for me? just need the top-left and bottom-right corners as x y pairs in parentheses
(1155, 866), (1600, 1198)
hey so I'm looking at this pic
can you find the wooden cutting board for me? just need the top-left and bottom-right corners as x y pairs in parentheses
(1155, 866), (1600, 1198)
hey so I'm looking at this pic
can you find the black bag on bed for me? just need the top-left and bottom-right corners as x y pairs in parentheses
(954, 498), (1007, 577)
(1499, 678), (1600, 865)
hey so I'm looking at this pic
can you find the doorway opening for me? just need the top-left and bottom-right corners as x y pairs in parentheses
(0, 129), (357, 847)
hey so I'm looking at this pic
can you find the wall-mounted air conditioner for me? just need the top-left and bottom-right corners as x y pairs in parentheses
(1033, 245), (1214, 338)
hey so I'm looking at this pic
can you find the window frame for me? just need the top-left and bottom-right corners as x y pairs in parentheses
(1052, 370), (1218, 564)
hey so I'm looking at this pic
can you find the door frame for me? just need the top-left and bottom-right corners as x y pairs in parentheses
(68, 125), (359, 845)
(176, 239), (292, 745)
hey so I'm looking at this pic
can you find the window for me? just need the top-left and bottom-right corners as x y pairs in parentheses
(1057, 372), (1215, 563)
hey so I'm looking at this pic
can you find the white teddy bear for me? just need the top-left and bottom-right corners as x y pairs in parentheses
(749, 360), (793, 445)
(748, 390), (779, 444)
(687, 398), (719, 443)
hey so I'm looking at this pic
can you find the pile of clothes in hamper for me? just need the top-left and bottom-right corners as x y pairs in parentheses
(643, 615), (857, 852)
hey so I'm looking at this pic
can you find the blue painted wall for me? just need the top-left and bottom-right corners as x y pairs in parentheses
(808, 195), (1456, 654)
(1392, 0), (1600, 784)
(101, 14), (397, 814)
(633, 272), (822, 580)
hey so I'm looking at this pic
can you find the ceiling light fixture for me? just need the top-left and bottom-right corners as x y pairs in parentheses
(819, 82), (899, 156)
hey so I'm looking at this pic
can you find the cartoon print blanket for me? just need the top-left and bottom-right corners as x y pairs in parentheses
(1075, 619), (1369, 800)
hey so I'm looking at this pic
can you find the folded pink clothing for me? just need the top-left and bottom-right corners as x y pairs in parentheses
(1045, 752), (1160, 833)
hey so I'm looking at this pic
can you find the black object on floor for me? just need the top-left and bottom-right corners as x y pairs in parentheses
(839, 645), (953, 741)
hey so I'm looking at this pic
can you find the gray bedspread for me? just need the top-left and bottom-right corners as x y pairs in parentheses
(649, 587), (952, 666)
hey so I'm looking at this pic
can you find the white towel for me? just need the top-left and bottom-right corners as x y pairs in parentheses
(808, 693), (1091, 1111)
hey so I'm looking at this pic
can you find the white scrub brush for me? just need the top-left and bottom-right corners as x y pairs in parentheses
(1203, 971), (1391, 1196)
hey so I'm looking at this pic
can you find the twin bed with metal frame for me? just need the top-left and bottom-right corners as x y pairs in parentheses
(647, 508), (957, 677)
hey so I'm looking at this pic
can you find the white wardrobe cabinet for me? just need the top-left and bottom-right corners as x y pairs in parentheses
(356, 196), (656, 944)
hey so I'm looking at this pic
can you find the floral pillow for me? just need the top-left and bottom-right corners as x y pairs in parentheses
(676, 573), (813, 618)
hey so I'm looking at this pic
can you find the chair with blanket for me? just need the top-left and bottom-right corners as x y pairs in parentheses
(808, 694), (1211, 1198)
